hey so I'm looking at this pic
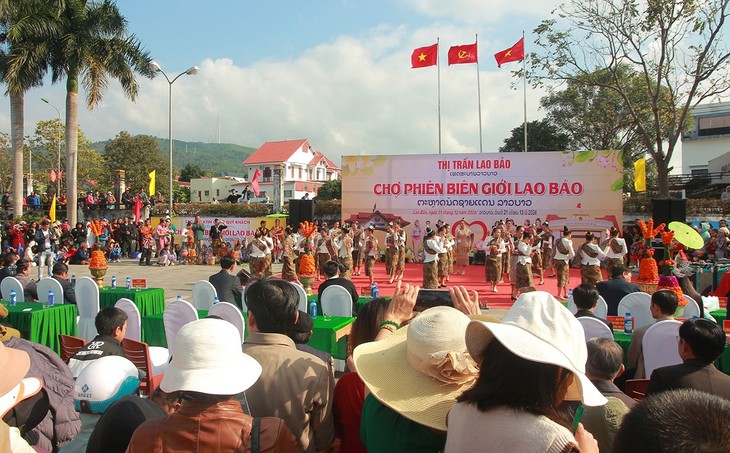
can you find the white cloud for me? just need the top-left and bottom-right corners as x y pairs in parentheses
(399, 0), (560, 24)
(13, 23), (551, 165)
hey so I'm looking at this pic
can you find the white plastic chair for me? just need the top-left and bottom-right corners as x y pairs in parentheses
(37, 278), (64, 304)
(577, 317), (614, 342)
(115, 298), (142, 341)
(642, 320), (682, 377)
(192, 280), (217, 310)
(681, 295), (701, 318)
(163, 299), (198, 355)
(75, 277), (100, 341)
(209, 302), (246, 343)
(321, 285), (353, 317)
(115, 298), (170, 375)
(567, 295), (609, 319)
(1, 277), (25, 302)
(617, 292), (653, 329)
(290, 282), (308, 313)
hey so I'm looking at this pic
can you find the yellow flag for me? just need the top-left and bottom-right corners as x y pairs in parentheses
(49, 195), (56, 222)
(634, 158), (646, 192)
(149, 170), (156, 196)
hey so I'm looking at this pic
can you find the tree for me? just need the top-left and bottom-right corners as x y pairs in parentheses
(179, 163), (205, 182)
(314, 179), (341, 201)
(47, 0), (153, 225)
(0, 132), (12, 193)
(530, 0), (730, 197)
(0, 0), (59, 216)
(104, 131), (169, 193)
(499, 119), (571, 152)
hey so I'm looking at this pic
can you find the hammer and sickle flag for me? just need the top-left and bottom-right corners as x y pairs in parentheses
(448, 43), (478, 65)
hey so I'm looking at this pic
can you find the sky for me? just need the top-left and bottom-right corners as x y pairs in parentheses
(0, 0), (684, 169)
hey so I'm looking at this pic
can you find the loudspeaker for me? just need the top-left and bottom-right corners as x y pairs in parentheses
(651, 199), (687, 226)
(289, 199), (314, 227)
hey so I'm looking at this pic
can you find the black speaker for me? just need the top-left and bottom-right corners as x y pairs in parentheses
(651, 199), (687, 226)
(289, 199), (314, 227)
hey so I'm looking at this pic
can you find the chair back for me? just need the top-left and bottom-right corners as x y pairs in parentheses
(1, 277), (25, 302)
(163, 299), (198, 355)
(290, 282), (308, 313)
(115, 298), (141, 341)
(192, 280), (217, 310)
(37, 278), (64, 304)
(75, 277), (100, 341)
(577, 317), (614, 342)
(567, 295), (609, 319)
(321, 285), (353, 317)
(58, 334), (86, 364)
(617, 292), (653, 329)
(642, 320), (682, 377)
(681, 295), (701, 318)
(208, 302), (246, 343)
(625, 379), (650, 401)
(121, 338), (164, 396)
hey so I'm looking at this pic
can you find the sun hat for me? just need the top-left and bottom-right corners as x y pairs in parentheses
(465, 291), (607, 407)
(161, 319), (262, 395)
(0, 342), (41, 417)
(353, 306), (500, 431)
(73, 356), (140, 414)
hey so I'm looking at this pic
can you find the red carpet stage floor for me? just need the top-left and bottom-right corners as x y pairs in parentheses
(311, 261), (602, 310)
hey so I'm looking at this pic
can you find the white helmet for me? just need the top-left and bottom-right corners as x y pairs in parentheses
(73, 356), (139, 414)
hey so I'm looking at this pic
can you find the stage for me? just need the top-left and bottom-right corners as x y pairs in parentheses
(311, 260), (600, 310)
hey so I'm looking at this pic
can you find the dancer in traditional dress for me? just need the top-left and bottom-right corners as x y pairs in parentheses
(351, 222), (364, 276)
(484, 227), (505, 293)
(553, 227), (575, 300)
(389, 222), (407, 284)
(602, 226), (627, 277)
(270, 218), (284, 264)
(363, 226), (378, 285)
(580, 231), (605, 286)
(437, 226), (450, 287)
(422, 228), (445, 289)
(316, 227), (331, 281)
(247, 231), (268, 280)
(335, 226), (354, 279)
(280, 226), (298, 281)
(384, 223), (396, 277)
(444, 224), (455, 281)
(508, 225), (525, 300)
(530, 227), (545, 286)
(455, 218), (474, 275)
(411, 219), (423, 262)
(540, 222), (555, 277)
(512, 231), (534, 300)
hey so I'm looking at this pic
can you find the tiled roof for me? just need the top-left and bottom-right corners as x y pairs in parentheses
(308, 151), (339, 169)
(243, 139), (309, 165)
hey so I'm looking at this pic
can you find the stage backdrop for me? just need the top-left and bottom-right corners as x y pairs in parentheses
(341, 151), (623, 249)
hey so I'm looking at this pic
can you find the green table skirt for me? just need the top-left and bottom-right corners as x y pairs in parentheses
(2, 301), (78, 355)
(141, 309), (354, 359)
(711, 309), (726, 324)
(99, 287), (166, 316)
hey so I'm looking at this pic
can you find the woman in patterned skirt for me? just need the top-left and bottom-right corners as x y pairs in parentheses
(422, 229), (443, 289)
(513, 231), (534, 299)
(455, 219), (474, 275)
(484, 227), (505, 293)
(580, 232), (605, 286)
(281, 226), (298, 282)
(437, 226), (450, 287)
(553, 227), (575, 300)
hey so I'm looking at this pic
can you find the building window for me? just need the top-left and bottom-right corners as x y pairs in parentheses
(204, 190), (210, 196)
(198, 191), (202, 201)
(284, 190), (293, 197)
(699, 115), (730, 136)
(691, 168), (709, 176)
(216, 189), (219, 196)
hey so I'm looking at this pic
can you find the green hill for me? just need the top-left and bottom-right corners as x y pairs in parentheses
(92, 137), (256, 177)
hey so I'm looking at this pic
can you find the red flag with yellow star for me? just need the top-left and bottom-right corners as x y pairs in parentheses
(494, 38), (524, 68)
(448, 43), (478, 65)
(411, 43), (438, 68)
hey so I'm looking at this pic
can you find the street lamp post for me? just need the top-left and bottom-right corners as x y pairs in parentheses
(149, 61), (199, 214)
(41, 98), (62, 197)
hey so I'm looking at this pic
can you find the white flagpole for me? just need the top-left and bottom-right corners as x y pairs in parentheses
(437, 37), (442, 154)
(522, 30), (528, 152)
(476, 34), (483, 153)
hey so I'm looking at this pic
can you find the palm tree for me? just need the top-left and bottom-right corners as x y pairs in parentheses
(0, 0), (60, 217)
(48, 0), (153, 225)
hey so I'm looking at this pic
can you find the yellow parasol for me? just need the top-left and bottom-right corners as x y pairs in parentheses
(668, 222), (705, 250)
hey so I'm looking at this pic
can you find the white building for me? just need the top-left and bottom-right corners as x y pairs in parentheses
(682, 101), (730, 175)
(190, 176), (247, 203)
(241, 139), (340, 200)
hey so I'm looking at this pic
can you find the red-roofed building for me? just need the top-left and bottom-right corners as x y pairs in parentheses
(240, 139), (341, 200)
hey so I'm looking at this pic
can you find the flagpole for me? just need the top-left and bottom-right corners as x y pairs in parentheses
(437, 37), (442, 154)
(522, 30), (527, 153)
(476, 34), (483, 153)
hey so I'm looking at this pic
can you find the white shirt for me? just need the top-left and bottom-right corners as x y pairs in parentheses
(484, 236), (505, 256)
(248, 239), (267, 258)
(517, 242), (532, 265)
(424, 238), (445, 263)
(580, 242), (605, 265)
(604, 237), (628, 259)
(553, 237), (575, 262)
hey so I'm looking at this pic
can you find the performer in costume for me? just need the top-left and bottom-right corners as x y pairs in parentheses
(280, 226), (297, 281)
(363, 226), (378, 285)
(455, 218), (474, 275)
(335, 226), (354, 279)
(389, 222), (407, 284)
(508, 225), (525, 300)
(541, 222), (555, 277)
(513, 231), (534, 299)
(553, 227), (576, 300)
(411, 219), (423, 262)
(384, 223), (396, 276)
(437, 226), (450, 287)
(601, 226), (627, 277)
(270, 218), (284, 264)
(247, 231), (268, 280)
(580, 231), (605, 286)
(422, 228), (445, 289)
(351, 222), (364, 276)
(316, 228), (332, 281)
(531, 227), (545, 286)
(444, 224), (455, 280)
(484, 227), (505, 293)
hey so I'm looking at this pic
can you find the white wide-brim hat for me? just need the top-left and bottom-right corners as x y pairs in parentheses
(161, 319), (262, 395)
(354, 307), (500, 431)
(465, 291), (607, 407)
